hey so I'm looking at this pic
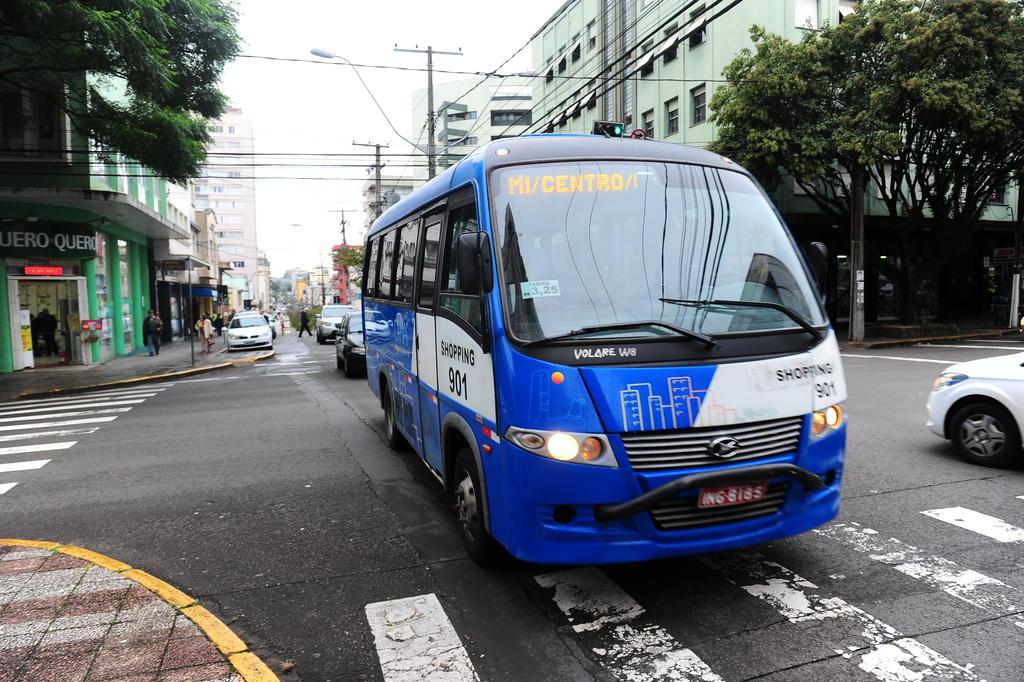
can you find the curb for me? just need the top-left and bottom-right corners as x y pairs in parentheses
(0, 538), (279, 682)
(844, 328), (1020, 350)
(14, 350), (275, 400)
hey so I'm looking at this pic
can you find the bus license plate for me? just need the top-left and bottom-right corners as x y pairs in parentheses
(697, 482), (768, 509)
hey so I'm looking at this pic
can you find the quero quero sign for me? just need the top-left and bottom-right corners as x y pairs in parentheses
(0, 222), (98, 259)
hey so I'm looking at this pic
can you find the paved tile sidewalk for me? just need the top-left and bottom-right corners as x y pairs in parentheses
(0, 545), (240, 681)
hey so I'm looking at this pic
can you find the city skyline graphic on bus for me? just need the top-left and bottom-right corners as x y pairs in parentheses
(620, 376), (737, 432)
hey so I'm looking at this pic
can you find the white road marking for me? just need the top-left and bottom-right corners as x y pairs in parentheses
(0, 416), (118, 432)
(0, 387), (163, 407)
(0, 428), (98, 443)
(921, 507), (1024, 543)
(0, 408), (132, 425)
(535, 568), (723, 681)
(1016, 495), (1024, 502)
(0, 460), (49, 473)
(0, 399), (145, 416)
(264, 371), (321, 377)
(0, 441), (76, 457)
(364, 593), (477, 681)
(916, 344), (1024, 351)
(702, 552), (979, 681)
(841, 354), (961, 365)
(817, 523), (1024, 629)
(0, 482), (17, 494)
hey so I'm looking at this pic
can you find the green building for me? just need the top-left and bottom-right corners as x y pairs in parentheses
(0, 80), (192, 372)
(528, 0), (1019, 323)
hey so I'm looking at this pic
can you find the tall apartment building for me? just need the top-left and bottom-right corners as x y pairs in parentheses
(193, 106), (261, 308)
(528, 0), (1015, 322)
(411, 77), (533, 179)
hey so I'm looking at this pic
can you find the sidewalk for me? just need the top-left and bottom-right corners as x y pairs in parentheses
(0, 540), (276, 682)
(0, 337), (271, 402)
(832, 317), (1022, 350)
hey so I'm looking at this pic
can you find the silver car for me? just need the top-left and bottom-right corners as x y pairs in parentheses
(316, 304), (358, 344)
(226, 315), (273, 351)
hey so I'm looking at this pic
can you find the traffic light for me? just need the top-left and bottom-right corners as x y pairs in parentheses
(592, 120), (625, 137)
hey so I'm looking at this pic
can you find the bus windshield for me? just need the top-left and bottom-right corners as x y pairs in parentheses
(492, 161), (826, 344)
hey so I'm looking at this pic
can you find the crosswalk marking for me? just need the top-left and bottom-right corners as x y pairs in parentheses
(0, 416), (118, 432)
(0, 399), (146, 416)
(0, 387), (163, 407)
(264, 371), (321, 377)
(0, 407), (133, 424)
(0, 441), (76, 457)
(364, 593), (478, 681)
(535, 568), (723, 682)
(0, 428), (99, 443)
(0, 394), (157, 413)
(0, 482), (17, 494)
(922, 507), (1024, 542)
(702, 551), (979, 681)
(816, 523), (1024, 629)
(0, 460), (50, 473)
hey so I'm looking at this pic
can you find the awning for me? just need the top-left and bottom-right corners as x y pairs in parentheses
(188, 286), (217, 298)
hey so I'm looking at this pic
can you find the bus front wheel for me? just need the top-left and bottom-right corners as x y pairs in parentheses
(454, 448), (503, 566)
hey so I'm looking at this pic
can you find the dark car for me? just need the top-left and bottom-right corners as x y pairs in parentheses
(335, 314), (365, 378)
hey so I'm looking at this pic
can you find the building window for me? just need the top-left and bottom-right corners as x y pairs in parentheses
(587, 21), (597, 50)
(558, 57), (567, 73)
(664, 43), (678, 64)
(491, 110), (532, 126)
(988, 185), (1007, 205)
(217, 230), (244, 239)
(207, 125), (223, 133)
(691, 85), (707, 125)
(546, 68), (554, 83)
(689, 5), (707, 48)
(0, 86), (65, 158)
(640, 59), (654, 78)
(446, 111), (477, 122)
(642, 109), (654, 138)
(666, 97), (679, 135)
(796, 0), (819, 29)
(572, 43), (581, 63)
(228, 126), (236, 133)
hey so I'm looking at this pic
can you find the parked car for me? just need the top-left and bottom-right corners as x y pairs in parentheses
(226, 315), (273, 351)
(335, 314), (365, 378)
(316, 304), (358, 344)
(927, 352), (1024, 467)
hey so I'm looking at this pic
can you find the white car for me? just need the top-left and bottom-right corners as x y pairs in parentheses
(927, 352), (1024, 467)
(316, 304), (359, 344)
(226, 315), (273, 351)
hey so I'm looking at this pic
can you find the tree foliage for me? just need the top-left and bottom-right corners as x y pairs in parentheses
(0, 0), (240, 182)
(711, 0), (1024, 320)
(334, 245), (365, 270)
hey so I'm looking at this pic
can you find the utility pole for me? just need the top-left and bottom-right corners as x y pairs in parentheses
(850, 165), (866, 343)
(394, 44), (463, 179)
(1011, 178), (1023, 328)
(353, 142), (389, 219)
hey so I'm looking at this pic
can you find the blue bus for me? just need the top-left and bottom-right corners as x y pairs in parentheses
(362, 135), (847, 565)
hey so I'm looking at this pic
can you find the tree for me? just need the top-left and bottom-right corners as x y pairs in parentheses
(711, 0), (1024, 322)
(333, 245), (364, 270)
(0, 0), (240, 183)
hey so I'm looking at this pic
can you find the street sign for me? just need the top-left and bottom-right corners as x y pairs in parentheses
(23, 266), (65, 276)
(993, 247), (1024, 264)
(629, 129), (647, 140)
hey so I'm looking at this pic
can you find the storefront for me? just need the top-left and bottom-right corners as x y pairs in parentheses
(0, 220), (149, 372)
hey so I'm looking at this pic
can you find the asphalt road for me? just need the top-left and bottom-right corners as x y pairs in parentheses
(2, 333), (1023, 681)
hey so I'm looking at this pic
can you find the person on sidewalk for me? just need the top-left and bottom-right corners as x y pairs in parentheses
(195, 314), (214, 353)
(213, 312), (223, 337)
(143, 310), (163, 356)
(298, 308), (313, 338)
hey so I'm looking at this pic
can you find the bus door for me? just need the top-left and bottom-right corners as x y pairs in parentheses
(391, 221), (422, 449)
(414, 210), (444, 472)
(434, 195), (498, 451)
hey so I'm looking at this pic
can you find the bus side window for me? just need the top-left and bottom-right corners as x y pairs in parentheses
(439, 202), (482, 334)
(380, 229), (397, 300)
(418, 216), (442, 311)
(365, 238), (381, 298)
(396, 221), (419, 305)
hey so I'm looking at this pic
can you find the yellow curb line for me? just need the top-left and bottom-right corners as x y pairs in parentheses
(0, 539), (280, 682)
(15, 349), (277, 400)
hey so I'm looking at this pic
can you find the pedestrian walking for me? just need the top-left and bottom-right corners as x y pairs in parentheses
(143, 310), (163, 356)
(36, 308), (58, 357)
(298, 308), (313, 338)
(195, 314), (214, 353)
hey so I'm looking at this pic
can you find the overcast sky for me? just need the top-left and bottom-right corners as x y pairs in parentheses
(219, 0), (558, 277)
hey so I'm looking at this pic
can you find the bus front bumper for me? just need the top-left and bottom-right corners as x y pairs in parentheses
(489, 430), (844, 565)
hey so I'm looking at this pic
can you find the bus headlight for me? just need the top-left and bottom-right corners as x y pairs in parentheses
(506, 427), (616, 467)
(811, 404), (844, 437)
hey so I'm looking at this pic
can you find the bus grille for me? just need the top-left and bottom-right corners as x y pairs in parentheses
(649, 483), (790, 531)
(620, 416), (803, 470)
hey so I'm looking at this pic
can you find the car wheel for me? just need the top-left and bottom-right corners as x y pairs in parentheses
(316, 332), (324, 345)
(344, 354), (359, 378)
(950, 401), (1021, 468)
(453, 447), (504, 566)
(382, 383), (407, 450)
(336, 354), (344, 371)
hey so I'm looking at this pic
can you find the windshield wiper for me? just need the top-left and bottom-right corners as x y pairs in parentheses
(523, 320), (717, 348)
(659, 298), (823, 342)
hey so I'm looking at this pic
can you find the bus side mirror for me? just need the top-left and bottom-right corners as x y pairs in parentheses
(806, 242), (828, 297)
(456, 231), (494, 295)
